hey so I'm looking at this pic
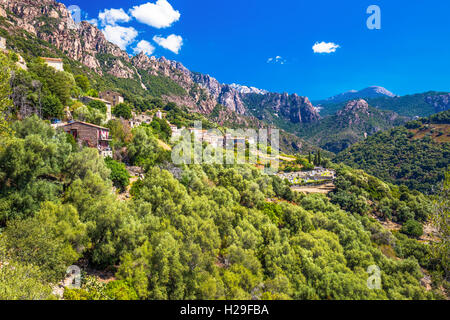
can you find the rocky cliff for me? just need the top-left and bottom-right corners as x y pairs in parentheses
(0, 0), (129, 75)
(297, 99), (408, 153)
(0, 0), (320, 123)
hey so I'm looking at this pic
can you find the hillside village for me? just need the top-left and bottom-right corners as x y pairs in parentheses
(37, 53), (287, 169)
(0, 0), (448, 303)
(2, 36), (340, 198)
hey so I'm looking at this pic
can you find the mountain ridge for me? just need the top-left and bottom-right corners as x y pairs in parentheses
(0, 0), (320, 127)
(297, 99), (409, 153)
(316, 86), (398, 105)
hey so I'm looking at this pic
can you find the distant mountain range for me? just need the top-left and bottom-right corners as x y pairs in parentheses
(316, 86), (398, 105)
(0, 0), (321, 129)
(1, 0), (448, 156)
(316, 87), (450, 118)
(297, 99), (409, 153)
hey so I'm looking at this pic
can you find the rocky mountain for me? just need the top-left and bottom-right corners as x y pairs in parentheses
(240, 92), (321, 131)
(424, 93), (450, 113)
(335, 110), (450, 193)
(0, 0), (129, 74)
(0, 0), (322, 129)
(229, 83), (268, 95)
(296, 99), (409, 153)
(317, 86), (397, 105)
(319, 90), (450, 118)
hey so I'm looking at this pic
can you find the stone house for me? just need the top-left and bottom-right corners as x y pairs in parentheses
(41, 57), (64, 72)
(130, 112), (153, 128)
(62, 121), (112, 158)
(99, 90), (124, 107)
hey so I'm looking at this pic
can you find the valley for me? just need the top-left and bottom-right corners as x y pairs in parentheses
(0, 0), (448, 303)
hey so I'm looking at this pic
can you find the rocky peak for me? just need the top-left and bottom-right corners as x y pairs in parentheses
(1, 0), (321, 121)
(259, 92), (321, 124)
(131, 52), (154, 70)
(338, 99), (370, 116)
(321, 86), (397, 104)
(229, 83), (268, 95)
(1, 0), (130, 74)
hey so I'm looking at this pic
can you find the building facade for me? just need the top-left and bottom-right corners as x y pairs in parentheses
(99, 91), (124, 107)
(62, 121), (112, 158)
(0, 37), (6, 50)
(41, 57), (64, 71)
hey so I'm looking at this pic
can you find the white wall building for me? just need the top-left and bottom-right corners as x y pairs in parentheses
(0, 37), (6, 50)
(41, 57), (64, 72)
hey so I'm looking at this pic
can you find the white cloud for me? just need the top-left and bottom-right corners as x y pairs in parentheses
(99, 8), (131, 26)
(130, 0), (181, 29)
(312, 41), (340, 54)
(133, 40), (156, 56)
(102, 25), (138, 50)
(267, 56), (286, 64)
(85, 18), (98, 26)
(153, 34), (183, 54)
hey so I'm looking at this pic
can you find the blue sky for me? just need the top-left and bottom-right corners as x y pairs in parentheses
(61, 0), (450, 100)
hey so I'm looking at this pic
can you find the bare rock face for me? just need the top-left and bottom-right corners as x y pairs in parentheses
(337, 99), (370, 116)
(1, 0), (130, 75)
(107, 59), (135, 79)
(336, 99), (371, 126)
(131, 52), (154, 71)
(217, 85), (246, 114)
(259, 92), (321, 124)
(0, 0), (320, 119)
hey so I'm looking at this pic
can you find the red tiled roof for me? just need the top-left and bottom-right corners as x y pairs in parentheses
(41, 57), (63, 62)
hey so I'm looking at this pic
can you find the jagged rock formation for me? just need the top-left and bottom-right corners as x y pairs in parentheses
(229, 83), (268, 95)
(297, 99), (408, 153)
(0, 0), (321, 123)
(262, 93), (320, 124)
(0, 0), (129, 74)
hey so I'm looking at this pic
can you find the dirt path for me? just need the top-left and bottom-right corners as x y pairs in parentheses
(291, 183), (335, 194)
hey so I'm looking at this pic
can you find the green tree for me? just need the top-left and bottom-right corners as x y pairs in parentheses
(2, 202), (88, 282)
(88, 99), (107, 113)
(105, 157), (130, 192)
(0, 52), (14, 135)
(431, 172), (450, 281)
(42, 93), (63, 119)
(0, 253), (54, 300)
(74, 74), (90, 93)
(401, 219), (424, 238)
(86, 88), (99, 97)
(113, 102), (132, 120)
